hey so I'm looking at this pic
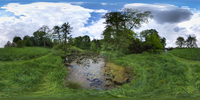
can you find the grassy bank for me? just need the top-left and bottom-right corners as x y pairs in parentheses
(0, 47), (67, 97)
(1, 47), (200, 99)
(169, 48), (200, 61)
(0, 47), (51, 61)
(101, 50), (200, 98)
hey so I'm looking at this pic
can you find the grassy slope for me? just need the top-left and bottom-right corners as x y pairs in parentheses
(1, 47), (200, 99)
(0, 47), (51, 61)
(101, 50), (200, 98)
(169, 48), (200, 61)
(0, 47), (67, 97)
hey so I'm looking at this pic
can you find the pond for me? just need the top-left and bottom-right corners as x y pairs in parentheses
(64, 52), (132, 90)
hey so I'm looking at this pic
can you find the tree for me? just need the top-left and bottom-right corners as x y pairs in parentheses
(145, 33), (163, 53)
(176, 37), (185, 48)
(33, 31), (46, 46)
(24, 38), (32, 47)
(4, 41), (12, 48)
(81, 35), (91, 50)
(13, 36), (22, 43)
(92, 39), (101, 50)
(60, 22), (73, 59)
(90, 41), (96, 51)
(102, 9), (153, 55)
(128, 38), (143, 54)
(17, 40), (25, 48)
(140, 29), (165, 52)
(160, 37), (166, 48)
(186, 35), (197, 48)
(30, 36), (36, 46)
(53, 25), (61, 44)
(140, 29), (158, 41)
(37, 25), (52, 47)
(68, 38), (74, 46)
(74, 36), (83, 48)
(23, 35), (30, 41)
(53, 39), (59, 46)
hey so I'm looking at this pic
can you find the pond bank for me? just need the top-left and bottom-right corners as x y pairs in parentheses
(64, 52), (133, 90)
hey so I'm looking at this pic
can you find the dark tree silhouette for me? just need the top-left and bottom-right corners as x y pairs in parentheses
(176, 37), (185, 48)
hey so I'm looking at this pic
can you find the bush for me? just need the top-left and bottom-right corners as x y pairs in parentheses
(11, 42), (17, 47)
(17, 40), (25, 48)
(4, 41), (12, 48)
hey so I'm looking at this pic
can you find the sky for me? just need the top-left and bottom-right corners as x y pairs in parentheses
(0, 0), (200, 48)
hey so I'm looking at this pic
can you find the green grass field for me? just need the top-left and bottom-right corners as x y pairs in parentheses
(0, 47), (51, 61)
(169, 48), (200, 61)
(1, 47), (200, 100)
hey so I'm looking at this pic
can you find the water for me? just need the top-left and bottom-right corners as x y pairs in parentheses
(65, 52), (132, 90)
(66, 57), (106, 90)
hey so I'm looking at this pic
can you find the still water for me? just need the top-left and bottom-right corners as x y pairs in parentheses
(66, 57), (106, 90)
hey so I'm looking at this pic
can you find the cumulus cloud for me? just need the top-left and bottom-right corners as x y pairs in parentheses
(0, 2), (106, 47)
(79, 18), (106, 40)
(124, 3), (193, 24)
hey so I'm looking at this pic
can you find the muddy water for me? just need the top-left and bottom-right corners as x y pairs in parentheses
(65, 53), (132, 90)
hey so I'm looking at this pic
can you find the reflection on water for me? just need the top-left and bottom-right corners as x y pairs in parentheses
(65, 52), (132, 90)
(66, 57), (106, 90)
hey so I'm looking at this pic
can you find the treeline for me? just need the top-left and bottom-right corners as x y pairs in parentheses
(4, 23), (102, 52)
(4, 8), (168, 56)
(176, 35), (198, 48)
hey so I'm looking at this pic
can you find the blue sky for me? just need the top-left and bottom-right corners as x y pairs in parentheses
(0, 0), (200, 47)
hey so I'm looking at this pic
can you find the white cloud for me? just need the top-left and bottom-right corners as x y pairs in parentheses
(101, 3), (107, 5)
(124, 3), (200, 47)
(0, 2), (107, 47)
(79, 18), (106, 40)
(94, 9), (108, 13)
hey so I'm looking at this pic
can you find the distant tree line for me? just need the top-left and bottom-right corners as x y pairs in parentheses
(176, 35), (198, 48)
(5, 8), (167, 55)
(9, 8), (200, 56)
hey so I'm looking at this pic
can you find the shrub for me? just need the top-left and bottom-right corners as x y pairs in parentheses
(17, 40), (25, 48)
(4, 41), (12, 47)
(11, 42), (17, 47)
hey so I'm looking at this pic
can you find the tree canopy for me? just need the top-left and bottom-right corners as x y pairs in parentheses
(102, 8), (153, 55)
(13, 36), (22, 43)
(186, 35), (197, 48)
(176, 37), (185, 48)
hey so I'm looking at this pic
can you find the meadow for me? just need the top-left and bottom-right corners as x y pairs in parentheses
(0, 47), (51, 61)
(169, 48), (200, 61)
(1, 47), (200, 100)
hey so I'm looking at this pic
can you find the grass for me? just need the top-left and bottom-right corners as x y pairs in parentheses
(169, 48), (200, 61)
(1, 47), (200, 99)
(100, 50), (200, 98)
(0, 47), (51, 61)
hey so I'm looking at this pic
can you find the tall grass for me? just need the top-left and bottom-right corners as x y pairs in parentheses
(0, 47), (51, 61)
(1, 47), (200, 99)
(100, 51), (200, 98)
(169, 48), (200, 61)
(0, 48), (67, 97)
